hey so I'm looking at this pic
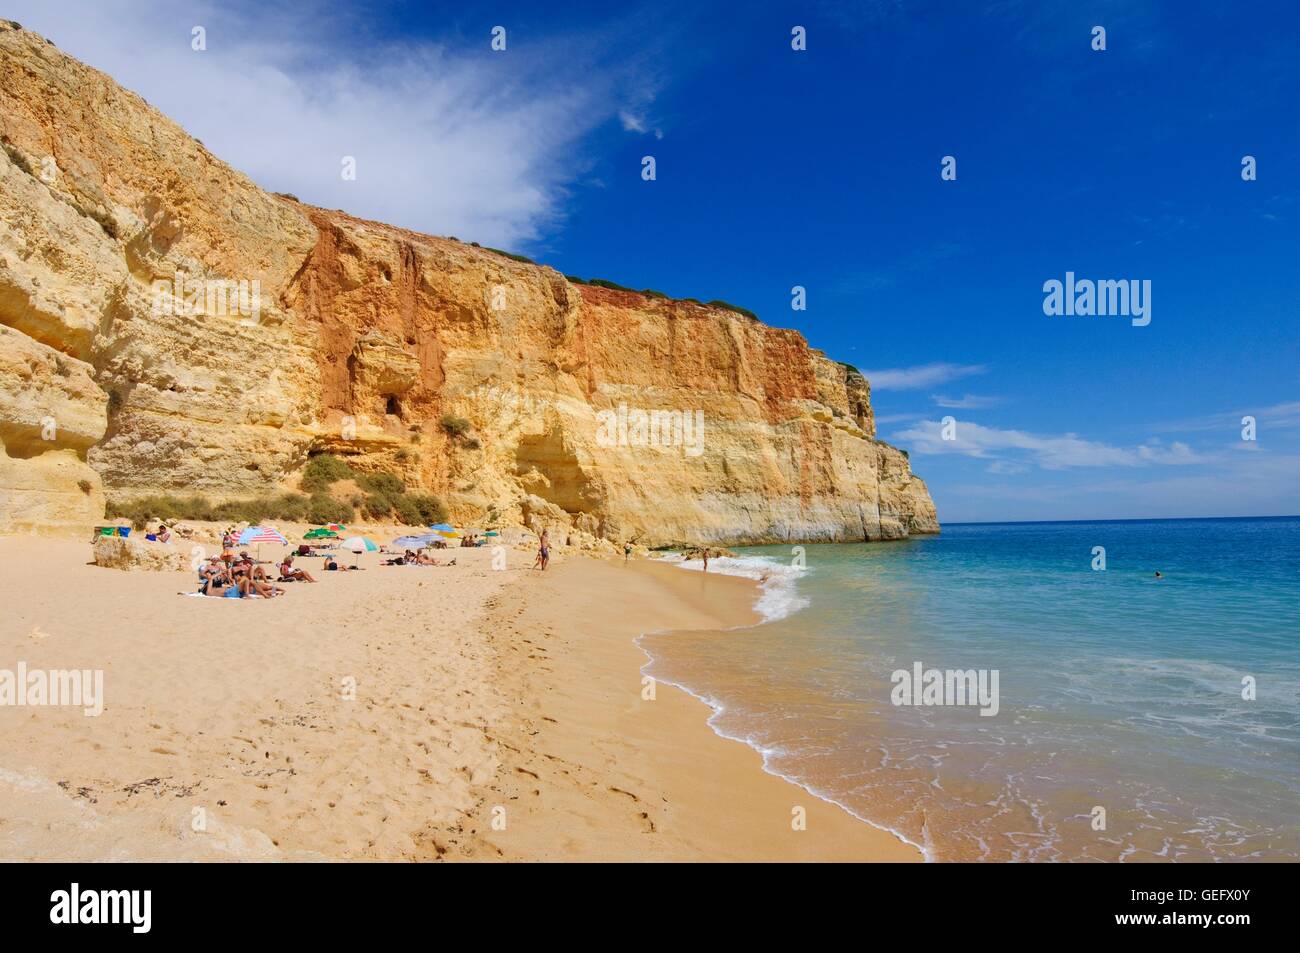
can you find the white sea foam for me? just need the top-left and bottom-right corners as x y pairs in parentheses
(658, 553), (810, 622)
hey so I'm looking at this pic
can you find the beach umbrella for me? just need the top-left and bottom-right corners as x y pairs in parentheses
(429, 523), (454, 532)
(327, 523), (348, 532)
(341, 535), (377, 567)
(484, 530), (500, 537)
(304, 528), (337, 540)
(237, 525), (288, 562)
(238, 526), (288, 546)
(392, 535), (429, 549)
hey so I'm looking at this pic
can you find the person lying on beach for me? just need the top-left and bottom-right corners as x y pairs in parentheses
(214, 574), (283, 598)
(243, 575), (285, 597)
(279, 556), (316, 583)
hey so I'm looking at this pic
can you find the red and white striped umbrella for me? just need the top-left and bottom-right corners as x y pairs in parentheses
(237, 526), (289, 546)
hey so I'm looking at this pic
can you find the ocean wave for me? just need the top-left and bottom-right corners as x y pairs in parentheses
(658, 552), (811, 622)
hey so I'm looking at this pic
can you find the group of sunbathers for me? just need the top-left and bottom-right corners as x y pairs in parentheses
(198, 551), (288, 598)
(383, 549), (456, 566)
(197, 547), (332, 598)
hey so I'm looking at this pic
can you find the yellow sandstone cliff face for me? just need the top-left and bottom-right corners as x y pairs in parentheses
(0, 21), (938, 544)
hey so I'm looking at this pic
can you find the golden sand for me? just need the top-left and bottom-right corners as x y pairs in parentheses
(0, 534), (918, 861)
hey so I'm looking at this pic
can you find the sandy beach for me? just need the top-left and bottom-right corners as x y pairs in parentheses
(0, 533), (918, 862)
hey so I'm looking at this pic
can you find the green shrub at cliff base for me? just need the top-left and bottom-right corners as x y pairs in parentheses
(307, 493), (352, 526)
(300, 453), (356, 493)
(394, 495), (424, 526)
(108, 492), (320, 530)
(407, 493), (448, 525)
(359, 471), (405, 496)
(362, 492), (396, 520)
(107, 469), (446, 529)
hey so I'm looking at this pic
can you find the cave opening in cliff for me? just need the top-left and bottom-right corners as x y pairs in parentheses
(385, 395), (402, 417)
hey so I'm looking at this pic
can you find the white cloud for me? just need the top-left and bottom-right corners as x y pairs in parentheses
(894, 419), (1206, 470)
(932, 393), (1004, 410)
(8, 0), (658, 250)
(1153, 400), (1300, 434)
(861, 362), (987, 391)
(874, 412), (928, 425)
(619, 110), (648, 133)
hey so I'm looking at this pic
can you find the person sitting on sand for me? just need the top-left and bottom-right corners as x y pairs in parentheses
(279, 555), (316, 583)
(156, 523), (172, 544)
(198, 556), (226, 595)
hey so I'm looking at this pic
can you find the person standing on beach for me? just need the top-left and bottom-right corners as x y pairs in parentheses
(703, 549), (709, 572)
(534, 529), (550, 571)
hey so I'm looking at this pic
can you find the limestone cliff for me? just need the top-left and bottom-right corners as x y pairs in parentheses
(0, 21), (938, 544)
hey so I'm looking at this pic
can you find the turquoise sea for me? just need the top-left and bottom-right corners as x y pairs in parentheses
(645, 517), (1300, 861)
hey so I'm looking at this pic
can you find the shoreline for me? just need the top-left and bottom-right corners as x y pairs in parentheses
(0, 534), (919, 861)
(469, 555), (921, 861)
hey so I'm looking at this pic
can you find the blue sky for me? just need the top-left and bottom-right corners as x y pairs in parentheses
(13, 0), (1299, 521)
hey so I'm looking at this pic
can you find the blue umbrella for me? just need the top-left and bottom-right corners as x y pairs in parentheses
(429, 523), (455, 532)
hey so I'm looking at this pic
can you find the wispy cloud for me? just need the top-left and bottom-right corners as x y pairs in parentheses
(618, 109), (663, 139)
(932, 393), (1004, 410)
(874, 412), (928, 425)
(1152, 400), (1300, 435)
(8, 0), (666, 250)
(862, 362), (986, 391)
(894, 419), (1206, 470)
